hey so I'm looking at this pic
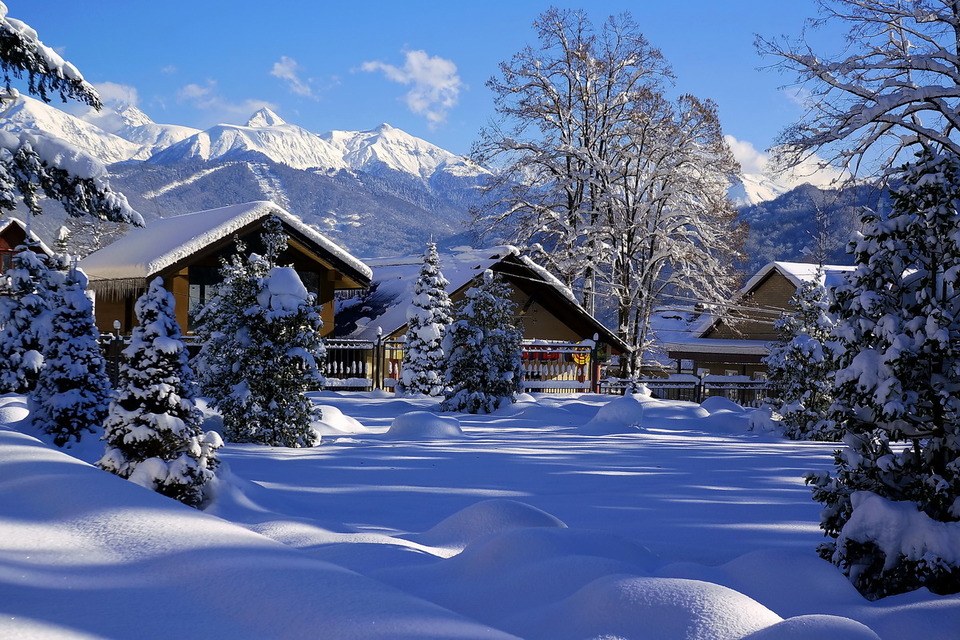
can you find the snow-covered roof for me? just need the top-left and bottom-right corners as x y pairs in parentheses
(664, 338), (770, 357)
(338, 246), (521, 340)
(0, 216), (53, 256)
(744, 261), (854, 292)
(80, 201), (372, 285)
(337, 246), (627, 351)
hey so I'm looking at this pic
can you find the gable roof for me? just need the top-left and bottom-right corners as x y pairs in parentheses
(0, 217), (53, 255)
(740, 261), (854, 296)
(80, 201), (372, 289)
(335, 245), (629, 353)
(686, 261), (854, 339)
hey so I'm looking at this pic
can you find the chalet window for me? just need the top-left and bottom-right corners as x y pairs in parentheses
(188, 266), (221, 331)
(187, 265), (321, 331)
(298, 270), (320, 299)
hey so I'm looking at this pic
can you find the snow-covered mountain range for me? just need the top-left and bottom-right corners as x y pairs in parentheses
(3, 95), (837, 264)
(2, 97), (488, 257)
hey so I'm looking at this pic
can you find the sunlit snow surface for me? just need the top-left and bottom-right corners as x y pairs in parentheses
(1, 391), (957, 639)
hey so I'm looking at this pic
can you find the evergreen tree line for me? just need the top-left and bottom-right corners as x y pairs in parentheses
(397, 242), (524, 413)
(0, 225), (525, 511)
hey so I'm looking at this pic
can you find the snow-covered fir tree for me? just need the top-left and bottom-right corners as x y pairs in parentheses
(30, 264), (111, 447)
(0, 4), (137, 224)
(764, 269), (840, 441)
(0, 237), (53, 393)
(193, 217), (325, 447)
(98, 278), (220, 508)
(807, 151), (960, 599)
(397, 242), (452, 396)
(441, 270), (523, 413)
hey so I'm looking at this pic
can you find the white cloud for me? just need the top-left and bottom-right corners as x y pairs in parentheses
(782, 86), (813, 108)
(94, 81), (139, 107)
(724, 135), (768, 176)
(724, 134), (847, 190)
(360, 49), (463, 127)
(68, 81), (140, 133)
(270, 56), (315, 99)
(177, 82), (214, 102)
(176, 80), (277, 125)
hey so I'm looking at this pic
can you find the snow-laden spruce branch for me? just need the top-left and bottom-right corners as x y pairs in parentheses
(0, 2), (100, 108)
(0, 3), (139, 224)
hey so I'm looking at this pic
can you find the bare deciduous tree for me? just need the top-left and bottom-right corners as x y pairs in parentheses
(758, 0), (960, 175)
(474, 8), (742, 371)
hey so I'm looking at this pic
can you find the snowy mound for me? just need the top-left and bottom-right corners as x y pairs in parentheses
(0, 428), (503, 639)
(742, 615), (882, 640)
(376, 525), (663, 629)
(580, 394), (645, 434)
(0, 394), (28, 424)
(312, 404), (371, 436)
(699, 396), (755, 434)
(385, 411), (463, 439)
(660, 549), (866, 618)
(701, 396), (745, 413)
(506, 575), (782, 640)
(410, 499), (566, 551)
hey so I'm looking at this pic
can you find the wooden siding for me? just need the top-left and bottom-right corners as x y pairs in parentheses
(703, 270), (796, 342)
(0, 222), (45, 275)
(91, 220), (360, 338)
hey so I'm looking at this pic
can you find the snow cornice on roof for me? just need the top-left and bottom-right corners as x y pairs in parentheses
(746, 261), (854, 292)
(80, 201), (371, 286)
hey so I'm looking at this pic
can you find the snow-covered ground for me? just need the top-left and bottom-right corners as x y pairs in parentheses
(0, 390), (956, 639)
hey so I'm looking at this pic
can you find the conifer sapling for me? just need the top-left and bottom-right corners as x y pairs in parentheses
(441, 270), (523, 413)
(397, 242), (452, 397)
(30, 263), (111, 447)
(99, 278), (220, 508)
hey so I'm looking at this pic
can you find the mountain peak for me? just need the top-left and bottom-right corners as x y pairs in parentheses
(116, 104), (153, 128)
(246, 108), (286, 128)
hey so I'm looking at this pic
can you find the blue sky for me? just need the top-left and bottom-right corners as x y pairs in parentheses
(15, 1), (832, 173)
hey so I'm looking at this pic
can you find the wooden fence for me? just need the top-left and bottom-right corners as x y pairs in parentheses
(100, 334), (767, 405)
(600, 374), (768, 407)
(322, 338), (602, 393)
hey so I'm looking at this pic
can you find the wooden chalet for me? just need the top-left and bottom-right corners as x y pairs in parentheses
(665, 261), (853, 379)
(79, 201), (372, 336)
(333, 246), (628, 393)
(0, 217), (52, 275)
(336, 246), (627, 351)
